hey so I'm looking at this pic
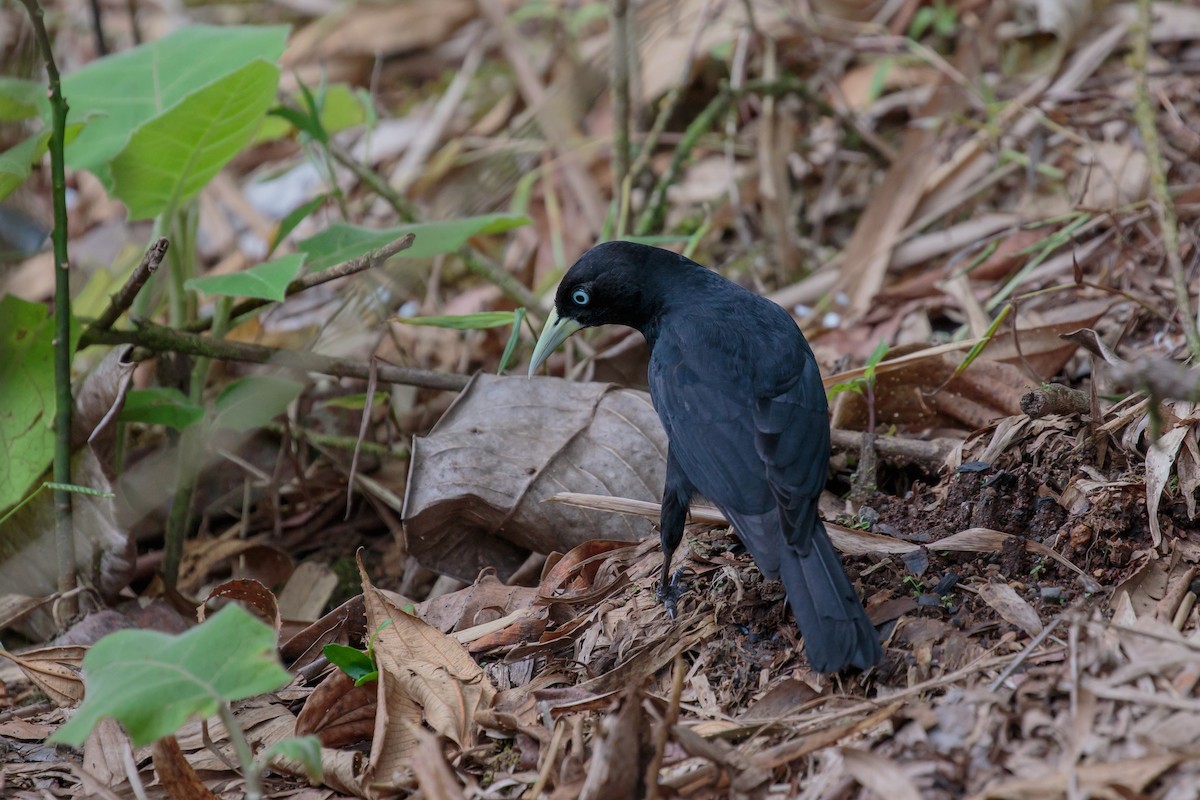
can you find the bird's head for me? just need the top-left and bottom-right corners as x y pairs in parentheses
(528, 241), (679, 375)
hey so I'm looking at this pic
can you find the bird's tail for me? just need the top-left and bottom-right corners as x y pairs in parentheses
(778, 514), (882, 673)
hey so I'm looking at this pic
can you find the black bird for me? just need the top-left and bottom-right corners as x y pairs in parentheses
(528, 241), (882, 673)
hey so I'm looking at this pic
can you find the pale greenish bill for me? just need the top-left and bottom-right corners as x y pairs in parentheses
(528, 307), (583, 376)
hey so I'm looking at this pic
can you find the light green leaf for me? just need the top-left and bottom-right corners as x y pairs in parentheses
(323, 643), (376, 683)
(392, 311), (517, 330)
(61, 25), (289, 186)
(119, 388), (205, 430)
(298, 214), (530, 271)
(213, 376), (303, 432)
(186, 253), (305, 301)
(50, 605), (291, 747)
(0, 77), (48, 121)
(0, 297), (78, 512)
(0, 131), (50, 202)
(110, 59), (282, 220)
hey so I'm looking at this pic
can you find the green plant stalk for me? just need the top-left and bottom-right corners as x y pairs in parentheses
(1130, 0), (1200, 359)
(18, 0), (76, 600)
(217, 701), (263, 800)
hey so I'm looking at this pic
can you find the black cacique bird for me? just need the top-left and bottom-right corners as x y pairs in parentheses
(528, 241), (882, 673)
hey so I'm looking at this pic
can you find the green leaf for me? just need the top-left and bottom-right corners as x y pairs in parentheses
(213, 376), (303, 432)
(0, 297), (78, 512)
(861, 339), (890, 386)
(119, 387), (205, 430)
(0, 77), (48, 121)
(267, 194), (327, 257)
(62, 25), (289, 188)
(110, 59), (281, 220)
(393, 311), (517, 330)
(323, 643), (376, 683)
(50, 605), (291, 747)
(298, 214), (530, 271)
(497, 307), (526, 375)
(0, 131), (50, 202)
(825, 379), (866, 400)
(259, 735), (323, 782)
(185, 253), (305, 301)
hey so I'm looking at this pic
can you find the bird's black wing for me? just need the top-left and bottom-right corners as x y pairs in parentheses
(649, 312), (881, 672)
(647, 316), (828, 573)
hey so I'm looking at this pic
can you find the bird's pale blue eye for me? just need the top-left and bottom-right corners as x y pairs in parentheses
(572, 288), (590, 306)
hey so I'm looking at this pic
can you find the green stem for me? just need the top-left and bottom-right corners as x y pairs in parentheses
(18, 0), (76, 602)
(217, 702), (263, 800)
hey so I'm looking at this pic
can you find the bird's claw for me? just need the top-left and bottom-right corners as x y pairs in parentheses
(656, 567), (691, 619)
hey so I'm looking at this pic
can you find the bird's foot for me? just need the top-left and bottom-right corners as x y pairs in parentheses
(656, 567), (691, 619)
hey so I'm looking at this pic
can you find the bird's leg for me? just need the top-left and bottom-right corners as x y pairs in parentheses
(657, 478), (690, 618)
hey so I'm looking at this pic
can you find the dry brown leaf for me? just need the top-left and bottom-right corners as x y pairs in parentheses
(200, 579), (281, 634)
(358, 556), (496, 788)
(409, 725), (466, 800)
(579, 688), (649, 800)
(81, 717), (128, 790)
(417, 571), (540, 634)
(296, 669), (377, 749)
(1145, 421), (1192, 547)
(0, 645), (85, 706)
(974, 582), (1044, 637)
(280, 595), (366, 673)
(404, 374), (666, 581)
(841, 746), (923, 800)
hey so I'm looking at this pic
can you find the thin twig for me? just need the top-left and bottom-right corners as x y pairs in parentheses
(610, 0), (632, 204)
(182, 233), (416, 333)
(329, 141), (419, 222)
(84, 238), (169, 338)
(1130, 0), (1200, 359)
(346, 358), (379, 517)
(87, 320), (470, 392)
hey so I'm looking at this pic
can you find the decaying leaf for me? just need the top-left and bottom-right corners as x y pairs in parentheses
(358, 557), (496, 789)
(975, 581), (1044, 637)
(403, 374), (667, 581)
(0, 645), (85, 706)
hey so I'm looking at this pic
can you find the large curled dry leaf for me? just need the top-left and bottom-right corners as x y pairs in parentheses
(358, 558), (496, 790)
(403, 374), (666, 581)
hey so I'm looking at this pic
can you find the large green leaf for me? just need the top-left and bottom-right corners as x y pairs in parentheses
(50, 605), (292, 747)
(0, 297), (56, 511)
(61, 25), (289, 187)
(298, 214), (530, 271)
(185, 253), (305, 301)
(110, 59), (281, 220)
